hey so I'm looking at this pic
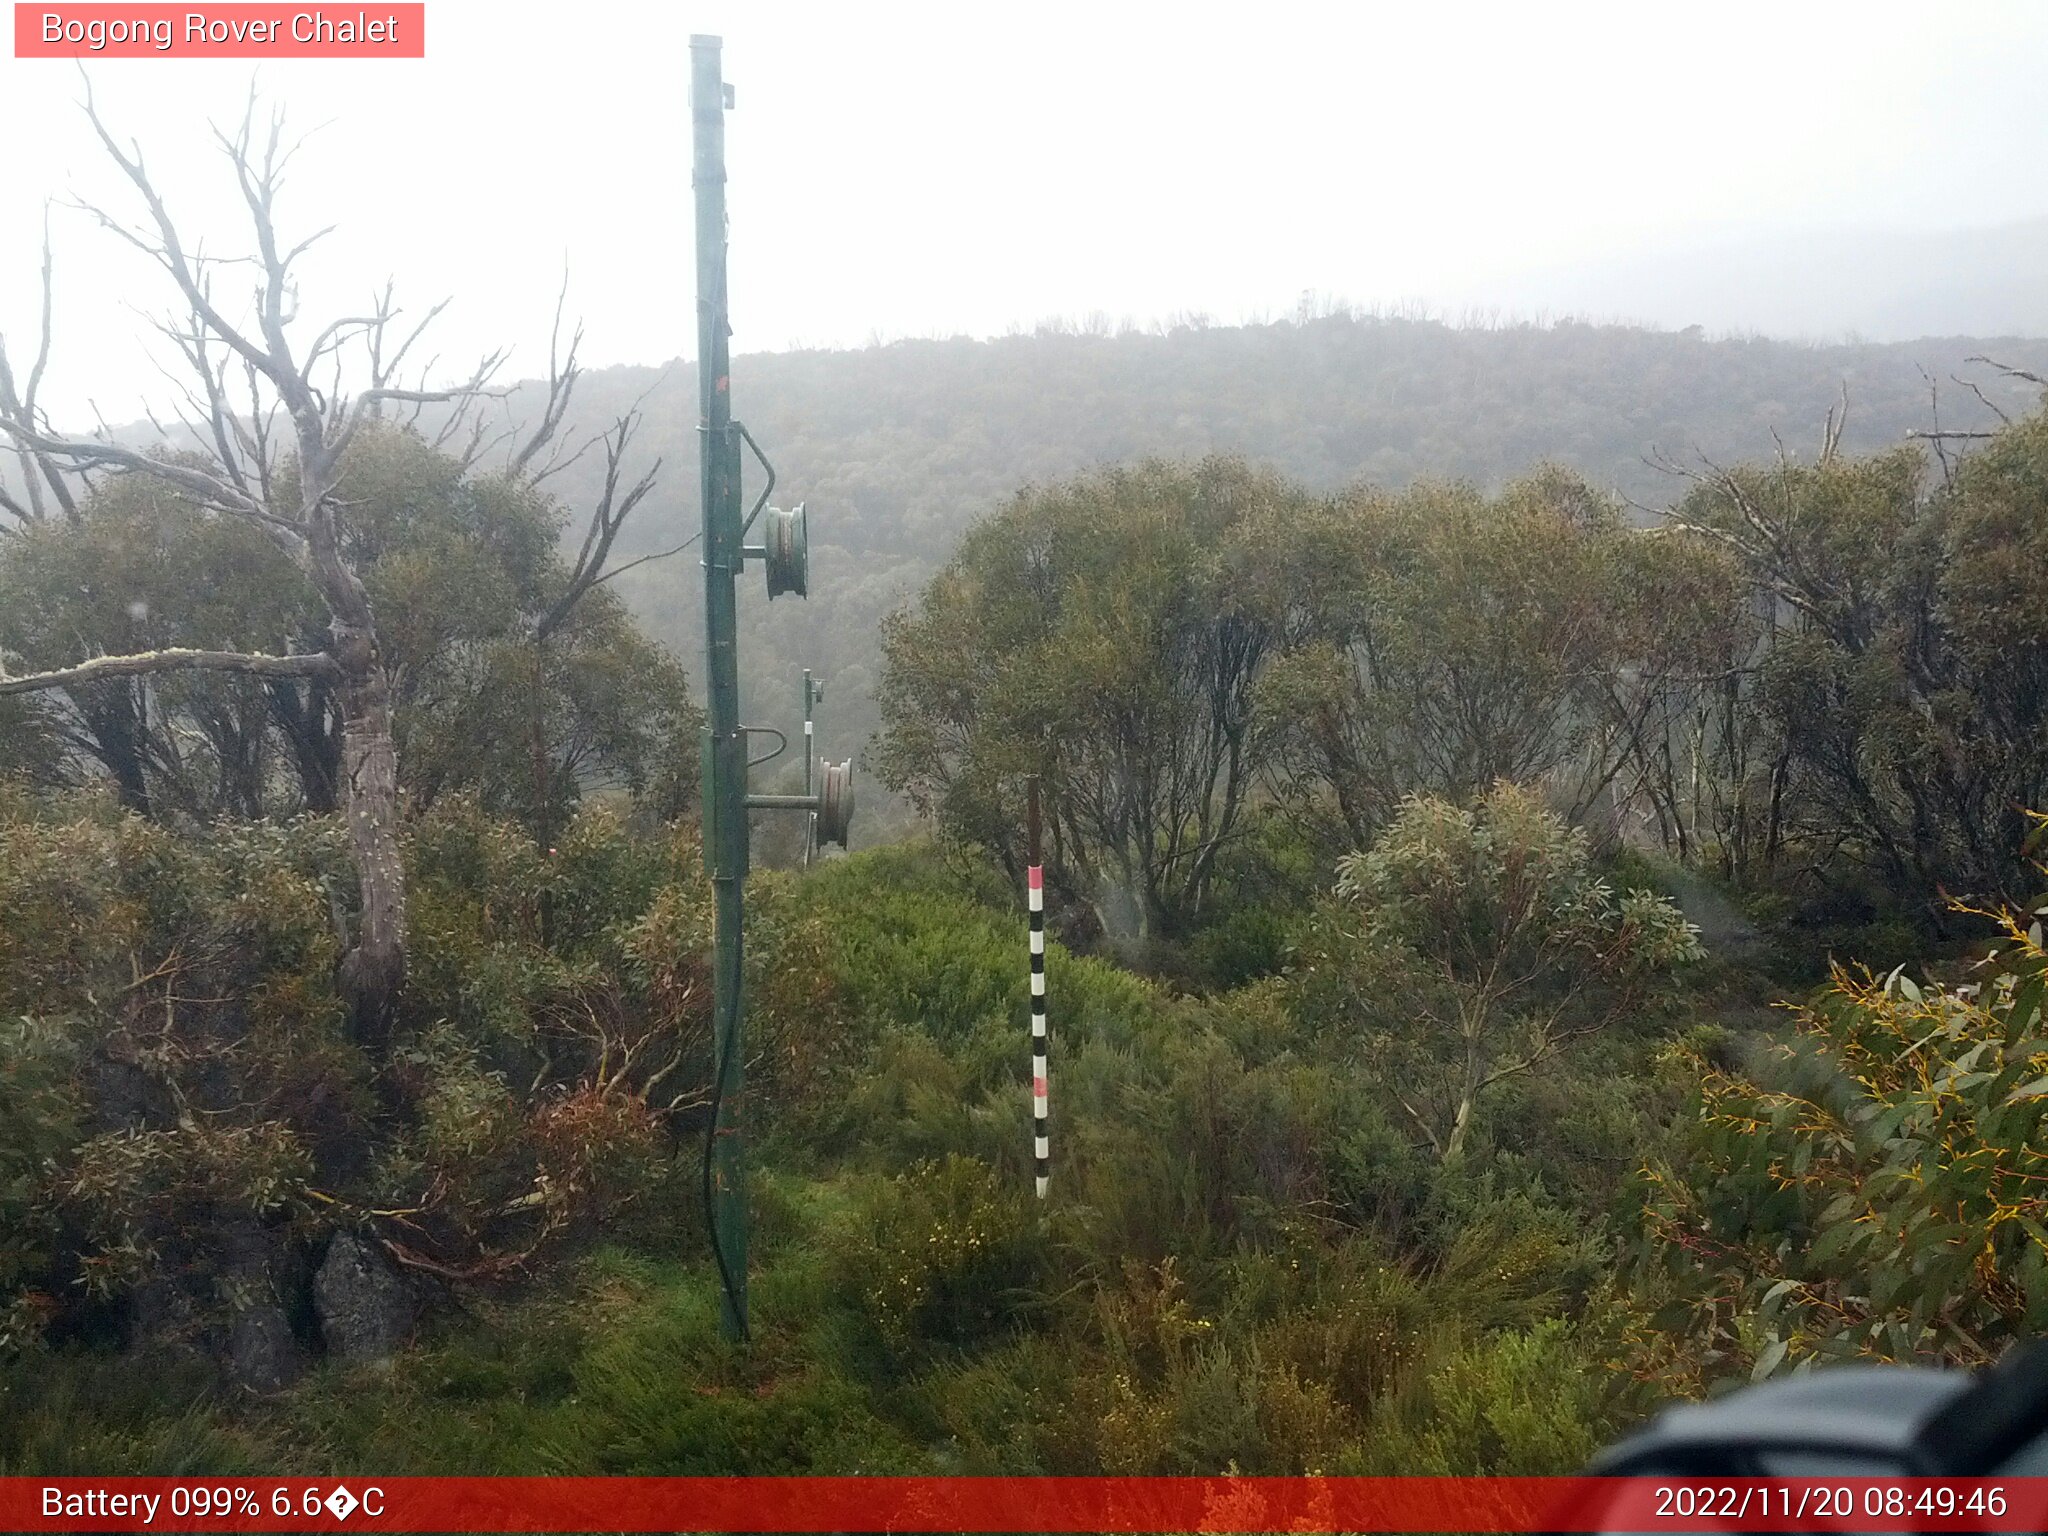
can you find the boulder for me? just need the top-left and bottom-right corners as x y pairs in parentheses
(313, 1231), (415, 1364)
(219, 1220), (310, 1393)
(227, 1302), (306, 1394)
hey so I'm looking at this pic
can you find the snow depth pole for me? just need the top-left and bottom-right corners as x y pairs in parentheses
(1027, 776), (1049, 1199)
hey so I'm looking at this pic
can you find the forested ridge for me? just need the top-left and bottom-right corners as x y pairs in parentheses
(481, 315), (2048, 828)
(7, 99), (2048, 1482)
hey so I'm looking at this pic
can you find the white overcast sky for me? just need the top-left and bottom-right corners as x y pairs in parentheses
(3, 0), (2046, 422)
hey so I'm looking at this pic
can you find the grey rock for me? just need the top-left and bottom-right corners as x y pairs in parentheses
(313, 1231), (415, 1363)
(217, 1220), (311, 1392)
(129, 1275), (202, 1350)
(227, 1303), (306, 1394)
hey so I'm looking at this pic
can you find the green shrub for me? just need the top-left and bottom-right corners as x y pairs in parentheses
(1632, 868), (2048, 1391)
(0, 1015), (80, 1348)
(1341, 1318), (1620, 1474)
(912, 1334), (1080, 1473)
(0, 792), (717, 1357)
(1186, 906), (1292, 990)
(831, 1155), (1043, 1350)
(1293, 784), (1701, 1164)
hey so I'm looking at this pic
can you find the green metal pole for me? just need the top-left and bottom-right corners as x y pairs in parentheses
(802, 670), (816, 871)
(692, 32), (749, 1343)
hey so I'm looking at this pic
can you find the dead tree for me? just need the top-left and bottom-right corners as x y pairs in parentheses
(0, 90), (653, 1053)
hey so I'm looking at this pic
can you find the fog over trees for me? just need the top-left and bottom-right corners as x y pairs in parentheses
(467, 314), (2047, 835)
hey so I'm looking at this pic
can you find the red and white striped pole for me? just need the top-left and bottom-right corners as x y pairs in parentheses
(1027, 775), (1049, 1199)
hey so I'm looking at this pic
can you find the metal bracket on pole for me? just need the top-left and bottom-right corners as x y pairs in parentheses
(736, 422), (777, 536)
(745, 762), (853, 848)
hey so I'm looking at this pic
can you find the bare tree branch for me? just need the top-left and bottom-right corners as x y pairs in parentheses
(77, 76), (293, 399)
(523, 430), (598, 488)
(530, 361), (673, 490)
(1820, 380), (1848, 464)
(156, 300), (261, 496)
(0, 209), (80, 523)
(532, 409), (661, 640)
(1968, 354), (2048, 389)
(0, 647), (339, 696)
(1952, 371), (2012, 427)
(375, 294), (451, 393)
(303, 311), (382, 376)
(0, 416), (262, 516)
(507, 269), (581, 477)
(585, 530), (703, 591)
(0, 343), (47, 523)
(1920, 366), (1955, 488)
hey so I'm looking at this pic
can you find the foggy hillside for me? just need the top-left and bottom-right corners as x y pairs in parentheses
(462, 312), (2048, 826)
(1472, 217), (2048, 342)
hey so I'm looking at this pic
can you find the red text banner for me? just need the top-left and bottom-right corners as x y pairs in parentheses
(0, 1476), (2043, 1532)
(14, 4), (424, 57)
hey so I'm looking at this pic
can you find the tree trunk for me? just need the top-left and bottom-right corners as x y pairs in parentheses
(334, 645), (405, 1056)
(1444, 1091), (1476, 1163)
(203, 690), (269, 820)
(1443, 1029), (1483, 1162)
(77, 681), (153, 815)
(1763, 741), (1791, 872)
(269, 675), (341, 815)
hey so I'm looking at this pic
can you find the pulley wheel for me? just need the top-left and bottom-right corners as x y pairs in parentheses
(816, 759), (854, 848)
(765, 502), (808, 599)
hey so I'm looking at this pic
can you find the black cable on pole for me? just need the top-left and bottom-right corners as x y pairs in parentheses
(700, 1008), (749, 1343)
